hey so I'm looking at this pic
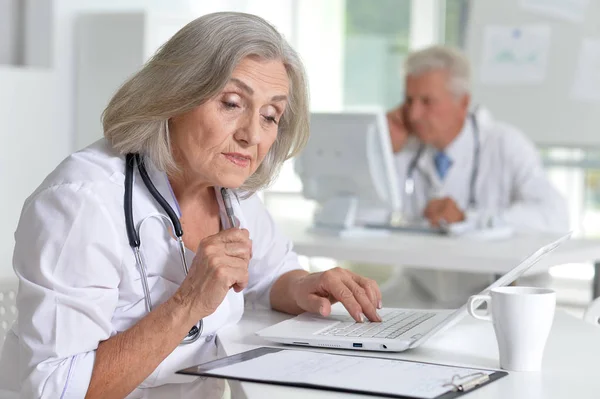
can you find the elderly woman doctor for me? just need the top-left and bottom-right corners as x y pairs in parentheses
(0, 12), (382, 399)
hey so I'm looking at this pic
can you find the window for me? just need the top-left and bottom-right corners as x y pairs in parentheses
(343, 0), (411, 110)
(542, 148), (600, 238)
(442, 0), (470, 48)
(267, 0), (413, 195)
(266, 0), (454, 197)
(261, 1), (595, 303)
(265, 0), (447, 204)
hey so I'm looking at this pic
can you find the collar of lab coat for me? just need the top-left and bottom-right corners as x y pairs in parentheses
(141, 157), (245, 233)
(444, 116), (474, 168)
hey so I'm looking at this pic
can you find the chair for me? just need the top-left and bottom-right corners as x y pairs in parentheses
(0, 278), (18, 347)
(583, 297), (600, 326)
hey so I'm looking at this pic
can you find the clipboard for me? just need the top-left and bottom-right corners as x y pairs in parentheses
(177, 347), (507, 399)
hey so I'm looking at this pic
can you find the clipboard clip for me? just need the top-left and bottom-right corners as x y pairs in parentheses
(443, 372), (490, 392)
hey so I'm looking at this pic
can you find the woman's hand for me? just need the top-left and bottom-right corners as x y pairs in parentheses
(290, 268), (382, 322)
(174, 228), (252, 320)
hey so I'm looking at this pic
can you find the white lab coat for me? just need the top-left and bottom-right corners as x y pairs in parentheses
(393, 107), (568, 304)
(396, 106), (568, 232)
(0, 139), (302, 398)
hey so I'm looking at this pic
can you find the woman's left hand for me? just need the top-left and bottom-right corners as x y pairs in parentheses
(290, 268), (382, 322)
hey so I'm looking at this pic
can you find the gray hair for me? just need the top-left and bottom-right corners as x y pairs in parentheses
(102, 12), (310, 193)
(404, 45), (471, 97)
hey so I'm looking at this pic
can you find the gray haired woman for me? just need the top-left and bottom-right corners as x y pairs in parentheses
(0, 12), (382, 399)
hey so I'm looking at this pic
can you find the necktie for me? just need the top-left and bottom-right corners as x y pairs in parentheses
(434, 151), (452, 180)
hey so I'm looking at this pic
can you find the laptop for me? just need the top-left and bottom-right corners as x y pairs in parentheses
(257, 233), (571, 352)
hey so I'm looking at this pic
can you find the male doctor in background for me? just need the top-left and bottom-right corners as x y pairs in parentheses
(386, 45), (568, 305)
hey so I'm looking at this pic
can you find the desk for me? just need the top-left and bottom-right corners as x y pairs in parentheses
(216, 309), (600, 399)
(276, 219), (600, 298)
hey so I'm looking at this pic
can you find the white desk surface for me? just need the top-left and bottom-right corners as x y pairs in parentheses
(216, 309), (600, 399)
(276, 219), (600, 275)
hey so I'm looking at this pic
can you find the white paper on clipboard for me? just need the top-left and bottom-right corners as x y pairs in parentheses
(207, 349), (496, 399)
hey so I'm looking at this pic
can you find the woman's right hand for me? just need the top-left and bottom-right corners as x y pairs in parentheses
(174, 228), (252, 320)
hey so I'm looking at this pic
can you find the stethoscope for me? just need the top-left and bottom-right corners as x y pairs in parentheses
(405, 112), (480, 208)
(124, 153), (235, 346)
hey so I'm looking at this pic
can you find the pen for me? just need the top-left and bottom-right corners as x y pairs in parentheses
(220, 187), (237, 228)
(457, 374), (489, 392)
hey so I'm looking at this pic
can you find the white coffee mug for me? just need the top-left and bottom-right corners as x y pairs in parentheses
(467, 286), (556, 371)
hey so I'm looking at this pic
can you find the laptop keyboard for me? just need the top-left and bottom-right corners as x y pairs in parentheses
(316, 310), (436, 339)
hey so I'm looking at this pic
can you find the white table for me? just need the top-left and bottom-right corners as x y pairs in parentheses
(276, 219), (600, 298)
(216, 309), (600, 399)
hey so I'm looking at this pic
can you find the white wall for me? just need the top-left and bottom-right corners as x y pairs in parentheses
(0, 0), (193, 279)
(75, 12), (196, 149)
(190, 0), (247, 16)
(0, 0), (19, 65)
(189, 0), (296, 53)
(244, 0), (295, 41)
(409, 0), (443, 50)
(295, 0), (346, 111)
(23, 0), (53, 67)
(0, 0), (54, 67)
(190, 0), (346, 111)
(0, 67), (61, 279)
(52, 0), (192, 151)
(75, 13), (146, 150)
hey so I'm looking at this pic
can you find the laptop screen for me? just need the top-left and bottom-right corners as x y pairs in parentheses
(411, 232), (572, 347)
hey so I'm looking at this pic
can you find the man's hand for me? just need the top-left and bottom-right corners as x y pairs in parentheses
(423, 197), (465, 227)
(386, 104), (410, 153)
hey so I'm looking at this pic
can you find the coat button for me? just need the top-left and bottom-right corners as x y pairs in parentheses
(205, 334), (214, 343)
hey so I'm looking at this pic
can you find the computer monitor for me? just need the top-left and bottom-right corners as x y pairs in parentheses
(295, 111), (401, 236)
